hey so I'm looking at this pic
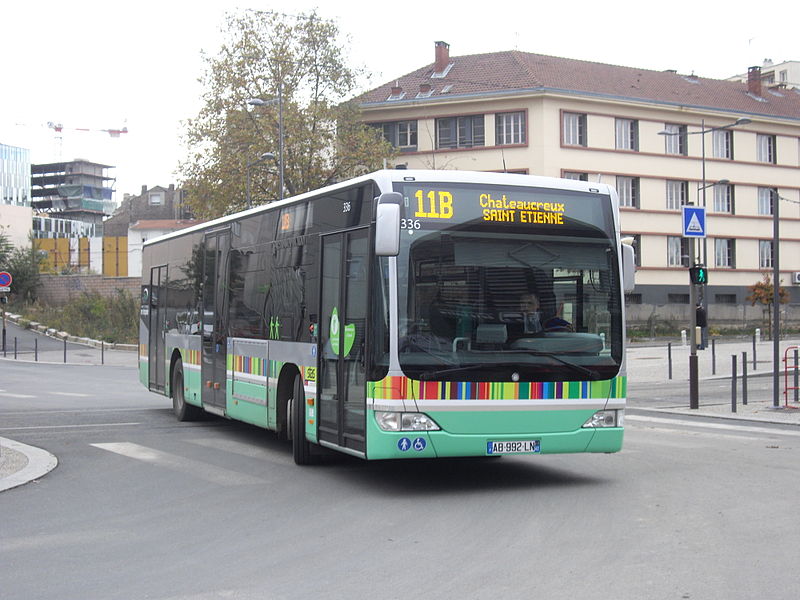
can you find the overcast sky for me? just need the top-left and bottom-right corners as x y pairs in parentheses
(1, 0), (797, 198)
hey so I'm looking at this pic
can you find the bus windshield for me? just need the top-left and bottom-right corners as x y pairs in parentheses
(393, 181), (623, 382)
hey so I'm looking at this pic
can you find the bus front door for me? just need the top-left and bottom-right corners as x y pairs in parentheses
(148, 265), (167, 392)
(201, 230), (231, 412)
(318, 229), (368, 454)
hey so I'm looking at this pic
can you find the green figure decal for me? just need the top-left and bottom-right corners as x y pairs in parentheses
(330, 308), (355, 357)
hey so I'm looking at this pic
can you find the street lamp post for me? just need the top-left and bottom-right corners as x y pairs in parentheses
(659, 117), (750, 410)
(247, 88), (284, 201)
(246, 152), (276, 209)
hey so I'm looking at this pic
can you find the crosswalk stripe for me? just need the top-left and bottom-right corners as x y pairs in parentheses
(91, 442), (265, 485)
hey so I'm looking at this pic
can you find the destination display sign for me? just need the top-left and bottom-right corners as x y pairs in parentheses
(396, 182), (611, 234)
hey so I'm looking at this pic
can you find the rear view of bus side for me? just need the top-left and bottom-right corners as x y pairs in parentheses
(139, 170), (635, 464)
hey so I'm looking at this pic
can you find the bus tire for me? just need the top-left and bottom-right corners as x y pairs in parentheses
(172, 359), (201, 422)
(290, 373), (313, 465)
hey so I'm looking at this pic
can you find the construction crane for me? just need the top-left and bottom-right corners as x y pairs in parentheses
(46, 121), (128, 159)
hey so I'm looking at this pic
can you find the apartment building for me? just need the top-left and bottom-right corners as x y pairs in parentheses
(357, 42), (800, 315)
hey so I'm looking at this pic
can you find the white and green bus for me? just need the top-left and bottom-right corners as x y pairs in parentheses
(139, 170), (635, 464)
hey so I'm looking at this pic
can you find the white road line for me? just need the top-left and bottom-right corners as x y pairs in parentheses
(0, 392), (36, 399)
(51, 392), (90, 397)
(627, 415), (800, 437)
(0, 423), (141, 431)
(91, 442), (265, 486)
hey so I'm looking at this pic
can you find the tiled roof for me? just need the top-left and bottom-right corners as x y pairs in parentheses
(358, 50), (800, 120)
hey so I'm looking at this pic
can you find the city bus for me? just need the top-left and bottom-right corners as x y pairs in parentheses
(139, 170), (635, 464)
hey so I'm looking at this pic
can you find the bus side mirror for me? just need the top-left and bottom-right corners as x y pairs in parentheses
(375, 192), (402, 256)
(621, 243), (636, 293)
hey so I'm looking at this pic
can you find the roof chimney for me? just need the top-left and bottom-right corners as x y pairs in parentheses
(434, 41), (450, 73)
(390, 81), (403, 97)
(748, 66), (762, 97)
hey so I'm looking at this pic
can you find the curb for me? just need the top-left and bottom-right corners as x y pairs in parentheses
(3, 312), (137, 352)
(0, 437), (58, 493)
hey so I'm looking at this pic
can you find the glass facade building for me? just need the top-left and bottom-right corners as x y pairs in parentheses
(0, 143), (31, 207)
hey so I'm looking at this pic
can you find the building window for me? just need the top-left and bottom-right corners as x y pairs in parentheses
(757, 134), (777, 164)
(373, 121), (418, 151)
(495, 112), (526, 145)
(615, 118), (639, 151)
(713, 184), (734, 213)
(563, 172), (588, 181)
(667, 236), (689, 267)
(758, 187), (776, 215)
(715, 238), (735, 268)
(664, 123), (687, 155)
(715, 294), (737, 304)
(626, 293), (643, 305)
(713, 129), (733, 159)
(668, 293), (690, 304)
(149, 193), (163, 206)
(616, 176), (640, 208)
(436, 115), (484, 149)
(563, 112), (587, 146)
(759, 240), (773, 269)
(666, 180), (689, 210)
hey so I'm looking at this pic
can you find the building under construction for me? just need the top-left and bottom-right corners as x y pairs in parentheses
(31, 159), (115, 237)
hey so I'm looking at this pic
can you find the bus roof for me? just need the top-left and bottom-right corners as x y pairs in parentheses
(144, 170), (616, 247)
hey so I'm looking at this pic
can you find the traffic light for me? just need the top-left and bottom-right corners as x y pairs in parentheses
(689, 265), (708, 284)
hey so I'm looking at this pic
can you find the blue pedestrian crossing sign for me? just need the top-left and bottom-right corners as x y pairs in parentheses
(682, 206), (706, 238)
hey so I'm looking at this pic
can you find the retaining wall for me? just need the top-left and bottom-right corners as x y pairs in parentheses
(36, 274), (140, 306)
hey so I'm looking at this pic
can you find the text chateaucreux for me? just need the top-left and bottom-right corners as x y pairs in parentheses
(480, 193), (565, 225)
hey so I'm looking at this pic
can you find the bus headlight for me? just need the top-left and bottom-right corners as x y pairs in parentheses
(582, 409), (624, 428)
(375, 411), (441, 432)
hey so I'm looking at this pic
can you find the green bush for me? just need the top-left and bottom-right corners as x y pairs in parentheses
(20, 290), (138, 344)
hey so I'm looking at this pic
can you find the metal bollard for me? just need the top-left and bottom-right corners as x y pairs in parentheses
(795, 350), (799, 404)
(14, 336), (17, 360)
(63, 338), (67, 363)
(731, 355), (737, 413)
(712, 338), (716, 375)
(752, 335), (757, 370)
(668, 342), (673, 380)
(35, 338), (38, 362)
(101, 341), (104, 365)
(742, 351), (748, 406)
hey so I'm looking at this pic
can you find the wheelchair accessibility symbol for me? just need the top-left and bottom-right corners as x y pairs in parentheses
(397, 437), (427, 452)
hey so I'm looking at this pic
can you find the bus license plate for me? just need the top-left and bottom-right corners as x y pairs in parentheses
(486, 440), (541, 455)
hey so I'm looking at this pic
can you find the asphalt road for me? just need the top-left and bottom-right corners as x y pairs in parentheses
(2, 361), (799, 600)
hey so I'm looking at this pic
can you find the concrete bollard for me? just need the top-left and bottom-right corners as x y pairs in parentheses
(681, 330), (687, 346)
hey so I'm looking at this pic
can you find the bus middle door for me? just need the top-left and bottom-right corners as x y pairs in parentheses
(318, 228), (369, 455)
(201, 230), (231, 413)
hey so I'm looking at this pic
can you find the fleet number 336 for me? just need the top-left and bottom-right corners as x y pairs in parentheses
(414, 190), (454, 219)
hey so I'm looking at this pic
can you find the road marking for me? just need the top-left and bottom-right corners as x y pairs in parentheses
(627, 415), (800, 437)
(0, 391), (36, 399)
(51, 392), (90, 397)
(91, 442), (265, 485)
(0, 423), (141, 431)
(187, 437), (294, 467)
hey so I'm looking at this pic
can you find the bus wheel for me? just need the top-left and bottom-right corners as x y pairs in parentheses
(172, 359), (201, 422)
(290, 373), (313, 465)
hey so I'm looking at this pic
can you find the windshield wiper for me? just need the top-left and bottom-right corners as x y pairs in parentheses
(500, 350), (601, 379)
(418, 355), (600, 381)
(418, 362), (524, 381)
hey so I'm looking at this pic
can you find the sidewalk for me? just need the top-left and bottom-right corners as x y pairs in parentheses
(627, 336), (800, 426)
